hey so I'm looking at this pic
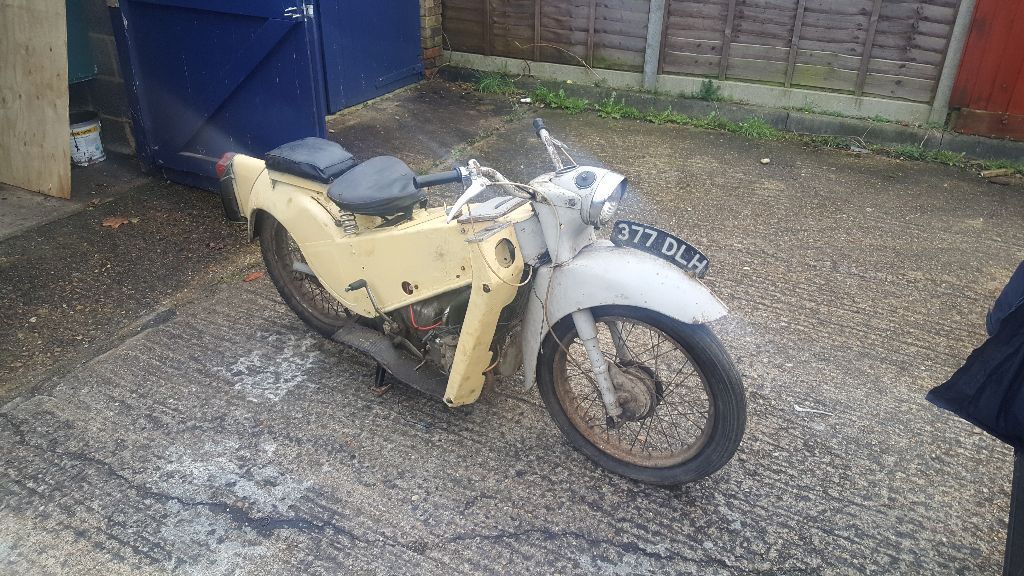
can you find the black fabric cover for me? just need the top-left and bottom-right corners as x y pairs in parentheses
(989, 262), (1024, 336)
(265, 137), (356, 183)
(327, 156), (425, 216)
(928, 262), (1024, 450)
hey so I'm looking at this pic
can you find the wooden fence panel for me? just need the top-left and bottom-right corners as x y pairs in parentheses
(443, 0), (486, 53)
(491, 0), (537, 59)
(661, 0), (730, 75)
(538, 0), (592, 65)
(950, 0), (1024, 140)
(592, 0), (650, 71)
(441, 0), (960, 103)
(657, 0), (957, 101)
(433, 0), (653, 71)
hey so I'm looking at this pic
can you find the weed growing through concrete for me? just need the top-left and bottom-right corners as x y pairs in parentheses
(596, 95), (641, 120)
(477, 72), (516, 95)
(734, 117), (782, 140)
(532, 86), (589, 114)
(514, 82), (1024, 175)
(983, 158), (1024, 172)
(694, 79), (724, 102)
(886, 145), (965, 166)
(803, 134), (853, 149)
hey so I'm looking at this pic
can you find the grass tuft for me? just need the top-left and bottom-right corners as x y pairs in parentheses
(532, 86), (590, 114)
(733, 117), (783, 140)
(596, 94), (640, 119)
(694, 79), (724, 102)
(977, 158), (1024, 173)
(886, 145), (965, 166)
(477, 72), (516, 95)
(474, 79), (1022, 176)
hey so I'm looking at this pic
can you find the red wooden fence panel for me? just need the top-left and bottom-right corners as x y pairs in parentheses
(950, 0), (1024, 140)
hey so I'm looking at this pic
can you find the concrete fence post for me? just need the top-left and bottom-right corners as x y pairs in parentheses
(643, 0), (666, 90)
(929, 0), (976, 125)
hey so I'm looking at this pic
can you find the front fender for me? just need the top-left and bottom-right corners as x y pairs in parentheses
(521, 240), (728, 388)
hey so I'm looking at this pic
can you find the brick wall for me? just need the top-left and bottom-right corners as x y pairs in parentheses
(421, 0), (443, 78)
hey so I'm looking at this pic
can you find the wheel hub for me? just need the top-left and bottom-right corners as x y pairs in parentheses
(610, 363), (659, 421)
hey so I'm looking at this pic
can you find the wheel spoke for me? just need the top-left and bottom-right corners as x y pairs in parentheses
(551, 313), (715, 468)
(276, 225), (350, 323)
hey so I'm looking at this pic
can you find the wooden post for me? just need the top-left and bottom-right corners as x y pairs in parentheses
(784, 0), (807, 88)
(657, 0), (671, 75)
(483, 0), (492, 56)
(586, 0), (597, 67)
(718, 0), (738, 80)
(855, 0), (884, 97)
(0, 0), (71, 198)
(534, 0), (541, 61)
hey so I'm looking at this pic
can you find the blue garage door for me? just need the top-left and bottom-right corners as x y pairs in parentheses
(319, 0), (424, 113)
(114, 0), (327, 189)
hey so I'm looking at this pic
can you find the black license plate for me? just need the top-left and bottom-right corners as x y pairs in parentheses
(611, 220), (710, 278)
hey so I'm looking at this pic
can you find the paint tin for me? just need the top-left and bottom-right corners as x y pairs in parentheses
(70, 110), (106, 166)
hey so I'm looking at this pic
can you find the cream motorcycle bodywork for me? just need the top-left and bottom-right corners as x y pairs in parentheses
(510, 174), (728, 390)
(230, 140), (728, 408)
(519, 240), (727, 389)
(231, 154), (528, 406)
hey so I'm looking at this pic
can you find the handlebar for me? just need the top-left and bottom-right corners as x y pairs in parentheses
(533, 117), (546, 136)
(413, 169), (464, 189)
(533, 117), (565, 170)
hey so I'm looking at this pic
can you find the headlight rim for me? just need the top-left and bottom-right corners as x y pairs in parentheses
(588, 175), (627, 227)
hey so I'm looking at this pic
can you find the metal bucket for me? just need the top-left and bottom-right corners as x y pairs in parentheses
(70, 110), (106, 166)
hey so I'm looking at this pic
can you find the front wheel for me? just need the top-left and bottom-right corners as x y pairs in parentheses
(537, 305), (746, 485)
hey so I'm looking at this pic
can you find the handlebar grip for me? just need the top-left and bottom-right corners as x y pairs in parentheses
(533, 117), (546, 136)
(413, 169), (463, 189)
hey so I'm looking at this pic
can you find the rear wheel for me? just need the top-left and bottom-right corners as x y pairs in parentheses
(537, 305), (745, 485)
(259, 213), (351, 337)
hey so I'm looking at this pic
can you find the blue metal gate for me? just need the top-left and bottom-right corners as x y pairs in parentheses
(114, 0), (327, 189)
(318, 0), (423, 113)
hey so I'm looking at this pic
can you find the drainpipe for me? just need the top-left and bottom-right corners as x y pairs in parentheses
(928, 0), (977, 125)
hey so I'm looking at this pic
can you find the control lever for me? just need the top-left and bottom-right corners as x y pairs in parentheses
(445, 179), (489, 224)
(533, 117), (572, 170)
(346, 279), (387, 321)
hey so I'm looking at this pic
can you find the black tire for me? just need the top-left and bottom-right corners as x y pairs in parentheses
(258, 213), (351, 337)
(537, 305), (746, 485)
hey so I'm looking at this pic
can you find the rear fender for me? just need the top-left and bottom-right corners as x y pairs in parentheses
(521, 240), (728, 388)
(228, 154), (341, 242)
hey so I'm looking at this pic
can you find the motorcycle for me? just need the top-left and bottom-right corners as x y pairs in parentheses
(218, 118), (745, 485)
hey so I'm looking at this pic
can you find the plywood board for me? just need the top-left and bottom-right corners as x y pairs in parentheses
(0, 0), (71, 199)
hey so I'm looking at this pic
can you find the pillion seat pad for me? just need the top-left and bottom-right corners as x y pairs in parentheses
(327, 156), (425, 217)
(265, 137), (356, 183)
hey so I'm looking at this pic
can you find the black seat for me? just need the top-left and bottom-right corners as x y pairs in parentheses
(265, 137), (356, 183)
(327, 156), (425, 217)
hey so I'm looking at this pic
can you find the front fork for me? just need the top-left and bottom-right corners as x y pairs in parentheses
(571, 309), (625, 420)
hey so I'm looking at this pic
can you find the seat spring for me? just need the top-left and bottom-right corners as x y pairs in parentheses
(337, 211), (358, 235)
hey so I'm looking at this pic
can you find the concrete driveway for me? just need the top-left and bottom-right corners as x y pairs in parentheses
(2, 84), (1022, 574)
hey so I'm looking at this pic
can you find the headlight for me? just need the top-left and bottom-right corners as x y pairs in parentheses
(587, 175), (627, 227)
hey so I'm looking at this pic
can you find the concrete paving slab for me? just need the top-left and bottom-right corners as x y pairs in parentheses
(0, 177), (258, 401)
(0, 155), (147, 241)
(786, 112), (942, 149)
(2, 90), (1023, 574)
(325, 81), (518, 173)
